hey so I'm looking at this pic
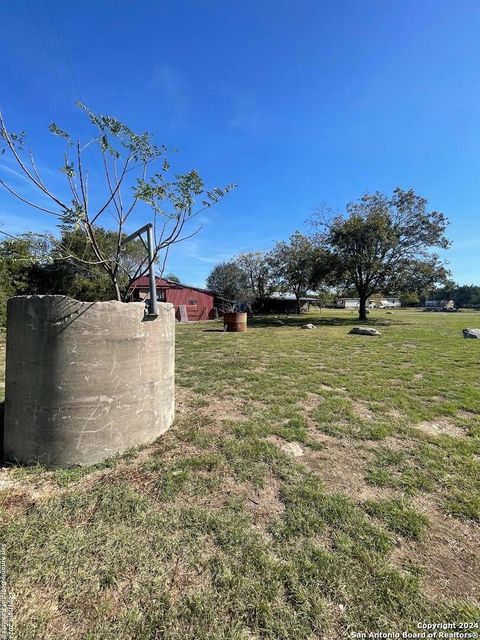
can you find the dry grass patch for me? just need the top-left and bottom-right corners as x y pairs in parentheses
(303, 437), (398, 502)
(391, 500), (480, 601)
(416, 418), (466, 438)
(352, 401), (375, 421)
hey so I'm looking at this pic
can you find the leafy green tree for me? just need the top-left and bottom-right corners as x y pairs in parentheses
(206, 262), (250, 302)
(428, 283), (480, 308)
(0, 232), (54, 325)
(0, 227), (151, 319)
(396, 258), (450, 302)
(268, 231), (334, 313)
(399, 292), (420, 307)
(315, 286), (335, 308)
(164, 272), (181, 284)
(454, 285), (480, 307)
(313, 188), (450, 320)
(0, 104), (235, 301)
(235, 251), (274, 304)
(52, 226), (146, 300)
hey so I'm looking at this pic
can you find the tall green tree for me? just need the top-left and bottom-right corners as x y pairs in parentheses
(0, 232), (53, 326)
(0, 104), (235, 301)
(0, 227), (151, 322)
(26, 226), (147, 301)
(235, 251), (274, 305)
(268, 231), (334, 313)
(399, 292), (420, 307)
(206, 262), (250, 302)
(313, 188), (450, 320)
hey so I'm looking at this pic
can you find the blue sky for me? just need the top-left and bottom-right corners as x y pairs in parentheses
(1, 0), (479, 286)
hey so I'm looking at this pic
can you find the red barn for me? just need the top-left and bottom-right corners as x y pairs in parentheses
(129, 276), (216, 321)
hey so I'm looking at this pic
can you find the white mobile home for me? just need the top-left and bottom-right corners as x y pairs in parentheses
(378, 297), (401, 308)
(335, 298), (359, 309)
(335, 298), (375, 309)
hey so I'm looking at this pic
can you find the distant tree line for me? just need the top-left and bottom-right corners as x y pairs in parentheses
(206, 233), (335, 314)
(426, 283), (480, 308)
(395, 283), (480, 308)
(207, 188), (452, 320)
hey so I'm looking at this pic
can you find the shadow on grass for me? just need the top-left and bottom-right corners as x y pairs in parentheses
(247, 314), (405, 328)
(0, 400), (5, 466)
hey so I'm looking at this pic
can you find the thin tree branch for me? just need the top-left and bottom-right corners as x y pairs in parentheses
(0, 179), (63, 216)
(0, 112), (70, 210)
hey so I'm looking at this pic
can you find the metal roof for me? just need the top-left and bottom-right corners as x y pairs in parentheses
(268, 292), (319, 301)
(130, 276), (215, 295)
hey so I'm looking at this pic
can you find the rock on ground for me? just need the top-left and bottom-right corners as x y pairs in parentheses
(462, 328), (480, 339)
(349, 326), (381, 336)
(281, 442), (304, 457)
(301, 323), (316, 330)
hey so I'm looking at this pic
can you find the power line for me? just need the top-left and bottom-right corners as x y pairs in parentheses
(0, 229), (21, 241)
(24, 1), (118, 224)
(43, 0), (85, 105)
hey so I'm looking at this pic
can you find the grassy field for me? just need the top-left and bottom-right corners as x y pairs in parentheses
(0, 309), (479, 639)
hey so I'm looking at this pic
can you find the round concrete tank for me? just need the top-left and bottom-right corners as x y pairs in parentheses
(3, 296), (175, 467)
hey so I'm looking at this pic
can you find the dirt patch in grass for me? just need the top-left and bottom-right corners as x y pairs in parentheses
(368, 435), (410, 452)
(387, 409), (403, 420)
(175, 385), (199, 415)
(177, 387), (249, 423)
(243, 477), (285, 530)
(415, 418), (466, 438)
(458, 409), (478, 420)
(300, 392), (323, 411)
(0, 489), (35, 514)
(352, 401), (375, 421)
(207, 397), (250, 422)
(392, 499), (480, 601)
(15, 585), (80, 639)
(179, 469), (285, 534)
(302, 437), (397, 501)
(251, 365), (267, 373)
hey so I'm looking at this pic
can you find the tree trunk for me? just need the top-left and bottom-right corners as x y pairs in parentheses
(113, 280), (122, 302)
(295, 295), (301, 314)
(358, 295), (367, 321)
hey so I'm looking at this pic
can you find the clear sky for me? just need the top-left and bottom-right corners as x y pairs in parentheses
(1, 0), (479, 287)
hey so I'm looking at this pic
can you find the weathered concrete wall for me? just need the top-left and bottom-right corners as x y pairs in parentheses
(4, 296), (175, 466)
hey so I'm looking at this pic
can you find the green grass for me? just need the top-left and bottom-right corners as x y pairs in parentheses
(1, 309), (479, 638)
(363, 497), (429, 539)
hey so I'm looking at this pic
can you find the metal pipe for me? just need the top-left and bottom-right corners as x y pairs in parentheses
(121, 223), (158, 317)
(146, 224), (158, 316)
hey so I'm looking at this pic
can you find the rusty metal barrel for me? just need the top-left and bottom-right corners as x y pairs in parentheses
(223, 312), (247, 332)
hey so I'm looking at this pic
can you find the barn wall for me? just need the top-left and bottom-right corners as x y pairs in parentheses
(130, 283), (216, 320)
(166, 288), (215, 320)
